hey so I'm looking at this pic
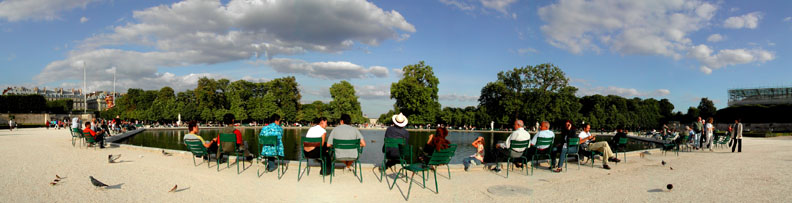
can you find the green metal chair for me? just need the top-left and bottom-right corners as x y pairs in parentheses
(257, 135), (285, 178)
(71, 128), (83, 147)
(564, 137), (581, 171)
(217, 133), (245, 174)
(505, 140), (530, 178)
(662, 141), (679, 156)
(184, 139), (211, 168)
(298, 137), (324, 181)
(428, 144), (457, 180)
(329, 139), (363, 184)
(380, 137), (406, 182)
(530, 137), (554, 175)
(614, 137), (628, 163)
(716, 134), (730, 149)
(82, 131), (99, 150)
(390, 144), (457, 200)
(387, 144), (413, 190)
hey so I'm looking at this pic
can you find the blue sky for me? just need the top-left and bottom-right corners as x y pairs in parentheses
(1, 0), (790, 117)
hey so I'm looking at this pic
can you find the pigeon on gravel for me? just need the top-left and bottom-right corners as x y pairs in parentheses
(108, 154), (122, 163)
(162, 150), (172, 156)
(667, 184), (673, 191)
(661, 160), (666, 166)
(90, 176), (109, 188)
(169, 185), (178, 192)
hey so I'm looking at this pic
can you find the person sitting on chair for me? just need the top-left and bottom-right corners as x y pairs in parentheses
(260, 114), (285, 172)
(304, 117), (331, 175)
(83, 122), (106, 148)
(491, 120), (531, 172)
(524, 121), (555, 170)
(183, 120), (217, 159)
(383, 113), (409, 171)
(579, 124), (620, 170)
(326, 114), (366, 171)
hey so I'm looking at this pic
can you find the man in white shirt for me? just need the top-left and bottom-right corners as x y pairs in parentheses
(579, 124), (620, 170)
(522, 121), (555, 169)
(72, 117), (80, 129)
(304, 117), (330, 175)
(491, 120), (531, 172)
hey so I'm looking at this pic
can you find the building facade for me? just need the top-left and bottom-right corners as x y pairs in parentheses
(2, 87), (119, 111)
(728, 87), (792, 107)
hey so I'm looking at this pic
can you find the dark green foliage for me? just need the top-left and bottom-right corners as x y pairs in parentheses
(100, 76), (302, 123)
(46, 99), (74, 113)
(390, 61), (441, 125)
(0, 95), (47, 113)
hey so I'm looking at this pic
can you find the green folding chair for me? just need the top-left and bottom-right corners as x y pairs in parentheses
(184, 139), (211, 168)
(329, 139), (363, 184)
(505, 140), (530, 177)
(564, 137), (581, 171)
(531, 137), (554, 175)
(380, 137), (406, 182)
(71, 128), (83, 147)
(82, 131), (99, 150)
(258, 135), (285, 178)
(390, 144), (457, 200)
(614, 137), (628, 163)
(217, 133), (245, 174)
(298, 137), (324, 181)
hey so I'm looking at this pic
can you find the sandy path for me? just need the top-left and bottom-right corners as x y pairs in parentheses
(0, 128), (789, 202)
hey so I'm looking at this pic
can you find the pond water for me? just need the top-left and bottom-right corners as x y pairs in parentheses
(120, 128), (659, 164)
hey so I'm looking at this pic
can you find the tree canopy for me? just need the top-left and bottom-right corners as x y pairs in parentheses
(390, 61), (441, 125)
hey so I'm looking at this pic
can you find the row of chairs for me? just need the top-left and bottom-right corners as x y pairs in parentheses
(183, 133), (367, 184)
(379, 138), (457, 200)
(503, 137), (630, 176)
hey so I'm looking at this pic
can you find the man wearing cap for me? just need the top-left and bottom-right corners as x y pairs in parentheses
(383, 113), (409, 170)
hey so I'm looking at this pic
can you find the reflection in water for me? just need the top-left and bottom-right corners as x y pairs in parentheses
(121, 128), (659, 164)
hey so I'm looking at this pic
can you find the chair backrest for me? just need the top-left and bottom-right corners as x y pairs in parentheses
(72, 128), (82, 137)
(82, 131), (95, 142)
(259, 134), (279, 146)
(302, 137), (322, 146)
(332, 139), (361, 150)
(383, 137), (406, 152)
(535, 137), (554, 148)
(184, 139), (208, 156)
(219, 133), (237, 143)
(427, 144), (457, 166)
(618, 137), (628, 145)
(508, 140), (530, 150)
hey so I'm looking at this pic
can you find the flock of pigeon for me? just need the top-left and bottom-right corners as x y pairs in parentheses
(50, 150), (179, 192)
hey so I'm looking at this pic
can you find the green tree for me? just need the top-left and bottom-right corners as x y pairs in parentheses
(390, 61), (441, 125)
(329, 81), (366, 123)
(697, 98), (717, 119)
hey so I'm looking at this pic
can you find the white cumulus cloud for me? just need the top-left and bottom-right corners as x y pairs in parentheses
(577, 86), (671, 98)
(687, 44), (774, 74)
(80, 16), (89, 23)
(724, 12), (762, 29)
(706, 34), (724, 42)
(0, 0), (101, 22)
(439, 93), (479, 102)
(264, 58), (389, 80)
(35, 0), (414, 89)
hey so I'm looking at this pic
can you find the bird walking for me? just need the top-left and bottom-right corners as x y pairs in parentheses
(56, 175), (62, 179)
(162, 150), (172, 156)
(108, 154), (122, 163)
(90, 176), (109, 188)
(168, 185), (178, 192)
(661, 160), (666, 166)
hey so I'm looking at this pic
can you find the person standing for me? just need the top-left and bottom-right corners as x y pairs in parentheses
(71, 117), (80, 130)
(731, 119), (743, 153)
(259, 114), (285, 172)
(693, 117), (703, 150)
(705, 117), (715, 151)
(383, 113), (409, 170)
(8, 119), (14, 131)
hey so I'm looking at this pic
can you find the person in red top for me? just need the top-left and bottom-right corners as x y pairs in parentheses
(83, 122), (106, 148)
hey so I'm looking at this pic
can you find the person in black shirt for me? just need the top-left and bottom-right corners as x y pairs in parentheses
(383, 113), (410, 170)
(551, 120), (577, 172)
